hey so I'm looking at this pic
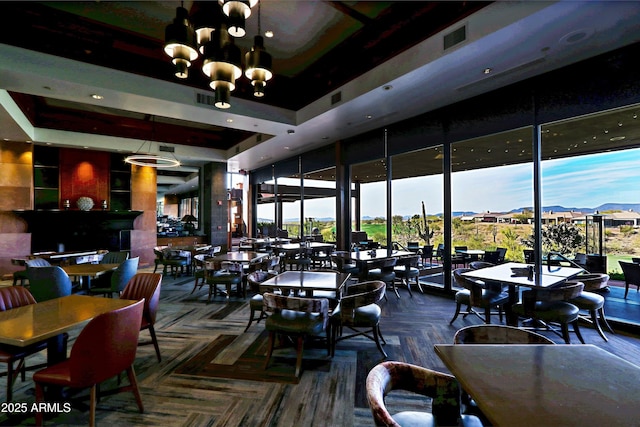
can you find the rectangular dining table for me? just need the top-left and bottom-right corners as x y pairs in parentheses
(342, 249), (414, 277)
(61, 263), (121, 290)
(259, 270), (351, 298)
(0, 294), (137, 364)
(462, 262), (583, 325)
(434, 343), (640, 426)
(211, 251), (269, 264)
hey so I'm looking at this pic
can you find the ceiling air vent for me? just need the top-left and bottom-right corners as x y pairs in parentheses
(443, 25), (466, 51)
(159, 145), (174, 153)
(331, 91), (342, 105)
(195, 91), (216, 107)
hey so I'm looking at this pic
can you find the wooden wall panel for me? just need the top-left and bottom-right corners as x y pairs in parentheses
(130, 164), (157, 267)
(59, 148), (110, 209)
(0, 142), (32, 276)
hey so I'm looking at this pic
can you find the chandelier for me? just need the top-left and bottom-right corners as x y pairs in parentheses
(163, 0), (271, 109)
(124, 116), (181, 168)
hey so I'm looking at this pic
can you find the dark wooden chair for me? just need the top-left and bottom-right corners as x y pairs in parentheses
(245, 270), (278, 332)
(366, 361), (483, 427)
(450, 268), (508, 325)
(330, 280), (387, 358)
(263, 293), (329, 378)
(33, 300), (145, 427)
(619, 261), (640, 298)
(512, 282), (585, 344)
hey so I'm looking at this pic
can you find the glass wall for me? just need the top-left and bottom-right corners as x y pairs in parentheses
(450, 128), (534, 263)
(391, 146), (444, 252)
(302, 167), (337, 243)
(352, 159), (388, 248)
(541, 103), (640, 275)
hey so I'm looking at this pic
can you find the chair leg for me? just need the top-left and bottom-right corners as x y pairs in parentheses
(89, 384), (97, 427)
(588, 309), (608, 342)
(125, 366), (145, 413)
(148, 325), (161, 362)
(561, 323), (572, 344)
(264, 331), (275, 370)
(450, 303), (462, 324)
(295, 335), (305, 378)
(572, 320), (585, 344)
(599, 307), (615, 334)
(245, 309), (257, 332)
(373, 325), (388, 359)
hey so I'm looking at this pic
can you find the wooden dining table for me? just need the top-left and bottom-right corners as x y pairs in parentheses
(0, 294), (136, 364)
(61, 263), (121, 290)
(434, 343), (640, 426)
(259, 270), (351, 298)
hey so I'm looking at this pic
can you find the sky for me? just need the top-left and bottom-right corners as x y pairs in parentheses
(257, 148), (640, 221)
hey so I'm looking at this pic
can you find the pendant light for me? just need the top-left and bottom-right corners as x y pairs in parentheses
(245, 2), (272, 97)
(218, 0), (259, 38)
(191, 1), (225, 54)
(164, 4), (199, 79)
(201, 25), (242, 109)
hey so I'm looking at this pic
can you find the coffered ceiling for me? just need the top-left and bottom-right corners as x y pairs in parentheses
(1, 1), (640, 194)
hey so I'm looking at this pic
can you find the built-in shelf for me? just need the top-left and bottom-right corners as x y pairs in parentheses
(14, 210), (143, 253)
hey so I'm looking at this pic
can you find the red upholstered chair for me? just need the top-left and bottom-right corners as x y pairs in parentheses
(33, 299), (145, 427)
(120, 273), (163, 362)
(0, 286), (50, 402)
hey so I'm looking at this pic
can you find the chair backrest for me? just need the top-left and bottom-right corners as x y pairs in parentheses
(421, 245), (433, 258)
(407, 242), (420, 251)
(100, 251), (130, 264)
(496, 247), (507, 262)
(523, 249), (535, 263)
(371, 257), (397, 271)
(436, 243), (445, 257)
(263, 293), (329, 329)
(482, 251), (500, 264)
(0, 286), (37, 311)
(620, 261), (640, 284)
(454, 325), (555, 345)
(366, 361), (462, 426)
(111, 256), (140, 293)
(337, 281), (385, 321)
(69, 299), (144, 385)
(534, 282), (584, 303)
(25, 258), (51, 268)
(247, 270), (277, 293)
(469, 261), (494, 270)
(454, 246), (467, 252)
(632, 257), (640, 264)
(453, 268), (486, 306)
(120, 273), (162, 326)
(26, 266), (72, 302)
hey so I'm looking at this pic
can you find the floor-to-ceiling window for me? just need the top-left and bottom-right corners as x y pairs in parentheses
(390, 146), (444, 251)
(541, 103), (640, 275)
(352, 159), (388, 247)
(450, 128), (534, 264)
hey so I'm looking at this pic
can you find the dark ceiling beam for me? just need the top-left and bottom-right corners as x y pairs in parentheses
(327, 1), (374, 25)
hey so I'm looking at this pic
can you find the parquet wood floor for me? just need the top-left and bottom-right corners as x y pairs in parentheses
(2, 268), (640, 426)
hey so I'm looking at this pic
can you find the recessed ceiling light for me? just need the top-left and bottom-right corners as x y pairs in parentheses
(483, 68), (492, 74)
(366, 115), (372, 119)
(383, 85), (393, 91)
(283, 146), (290, 150)
(610, 136), (626, 141)
(264, 30), (274, 38)
(226, 118), (233, 123)
(90, 94), (104, 100)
